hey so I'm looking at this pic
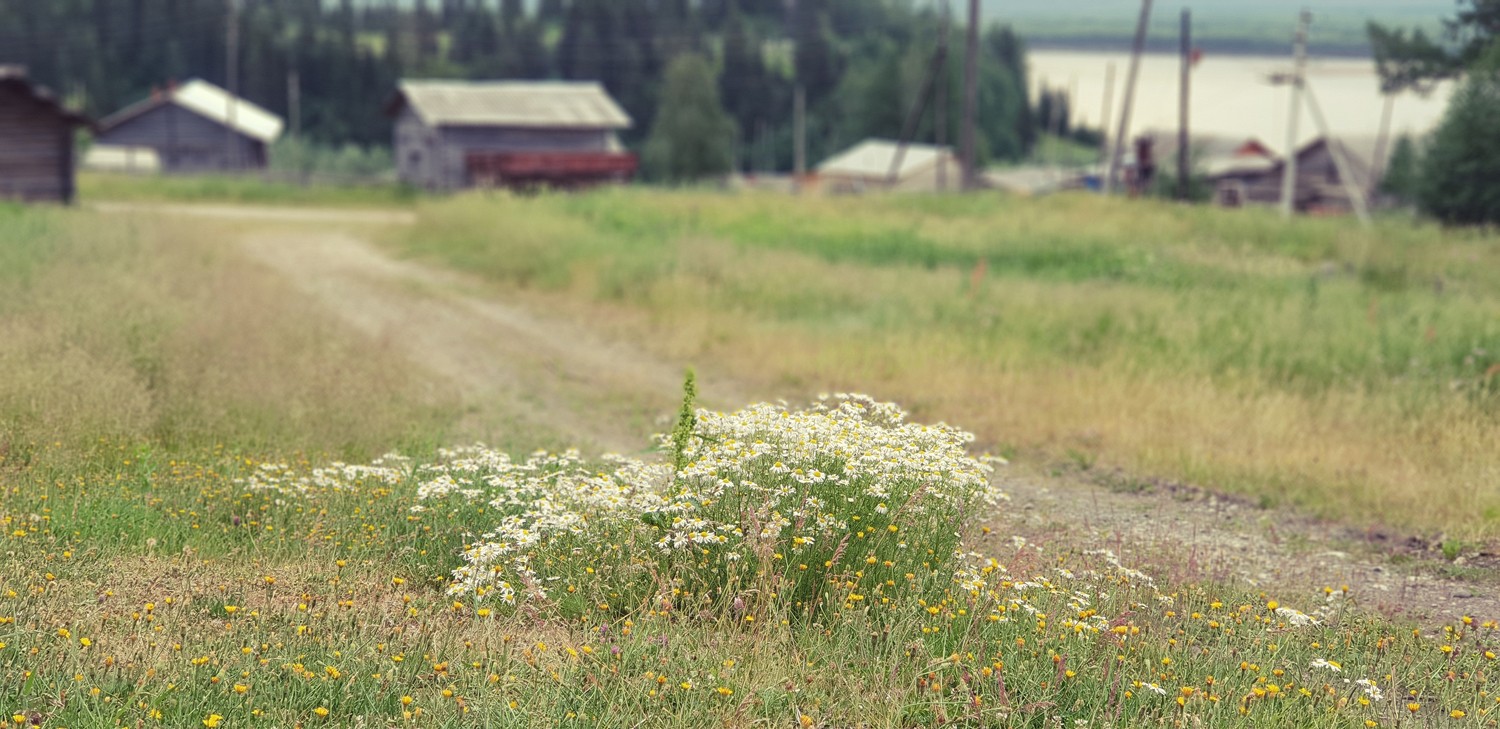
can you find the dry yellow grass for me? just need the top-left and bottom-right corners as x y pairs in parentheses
(395, 190), (1500, 539)
(0, 209), (455, 468)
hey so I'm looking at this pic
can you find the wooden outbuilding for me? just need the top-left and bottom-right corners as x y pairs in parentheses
(95, 79), (283, 173)
(814, 140), (962, 194)
(0, 66), (91, 204)
(1205, 135), (1380, 213)
(1285, 136), (1380, 215)
(385, 80), (636, 191)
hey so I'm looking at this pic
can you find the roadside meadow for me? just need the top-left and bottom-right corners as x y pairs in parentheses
(396, 190), (1500, 538)
(1, 189), (1498, 728)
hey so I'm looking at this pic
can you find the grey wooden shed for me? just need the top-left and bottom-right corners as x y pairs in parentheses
(386, 80), (634, 191)
(95, 79), (283, 173)
(0, 66), (91, 204)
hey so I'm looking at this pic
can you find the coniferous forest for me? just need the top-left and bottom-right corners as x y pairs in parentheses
(0, 0), (1074, 173)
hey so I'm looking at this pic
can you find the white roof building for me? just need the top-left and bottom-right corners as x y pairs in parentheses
(816, 139), (962, 193)
(389, 80), (632, 130)
(100, 79), (283, 143)
(95, 79), (284, 172)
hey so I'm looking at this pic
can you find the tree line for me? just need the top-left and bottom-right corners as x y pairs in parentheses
(0, 0), (1083, 178)
(1370, 0), (1500, 225)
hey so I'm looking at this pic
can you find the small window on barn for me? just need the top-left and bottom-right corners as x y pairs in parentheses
(408, 151), (421, 169)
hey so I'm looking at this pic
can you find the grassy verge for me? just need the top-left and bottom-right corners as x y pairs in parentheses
(0, 204), (454, 473)
(2, 392), (1496, 728)
(390, 189), (1500, 540)
(1, 202), (1497, 727)
(77, 172), (420, 208)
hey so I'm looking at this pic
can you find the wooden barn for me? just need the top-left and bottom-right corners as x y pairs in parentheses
(95, 79), (283, 173)
(385, 80), (635, 191)
(1286, 136), (1380, 215)
(0, 66), (91, 204)
(1205, 135), (1380, 213)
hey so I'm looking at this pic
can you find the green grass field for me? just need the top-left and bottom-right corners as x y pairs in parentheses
(3, 193), (1498, 728)
(393, 189), (1500, 540)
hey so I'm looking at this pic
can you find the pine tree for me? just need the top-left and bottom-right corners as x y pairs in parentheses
(556, 0), (604, 82)
(655, 0), (701, 61)
(843, 42), (906, 142)
(986, 25), (1033, 150)
(336, 0), (357, 50)
(794, 10), (840, 103)
(700, 0), (730, 30)
(644, 54), (735, 182)
(537, 0), (567, 24)
(1418, 46), (1500, 225)
(720, 10), (772, 150)
(737, 0), (785, 20)
(451, 4), (498, 64)
(500, 0), (524, 31)
(1379, 134), (1420, 206)
(513, 22), (551, 79)
(414, 0), (439, 64)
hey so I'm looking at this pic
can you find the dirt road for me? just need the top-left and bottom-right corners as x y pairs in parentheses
(240, 227), (756, 455)
(104, 201), (1500, 625)
(98, 201), (743, 454)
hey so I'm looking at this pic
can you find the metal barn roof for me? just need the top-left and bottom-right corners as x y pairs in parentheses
(99, 79), (284, 143)
(816, 139), (955, 180)
(390, 80), (632, 130)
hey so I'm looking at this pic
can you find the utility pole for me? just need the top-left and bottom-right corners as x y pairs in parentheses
(225, 0), (240, 172)
(288, 68), (301, 141)
(1104, 0), (1153, 195)
(1369, 91), (1396, 192)
(960, 0), (978, 190)
(793, 84), (806, 190)
(887, 14), (949, 187)
(1302, 84), (1372, 226)
(1177, 8), (1191, 201)
(936, 0), (950, 191)
(1280, 9), (1310, 219)
(288, 67), (302, 184)
(1099, 61), (1115, 164)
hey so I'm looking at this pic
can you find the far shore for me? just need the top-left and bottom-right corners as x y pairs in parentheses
(1020, 33), (1374, 58)
(1024, 35), (1372, 59)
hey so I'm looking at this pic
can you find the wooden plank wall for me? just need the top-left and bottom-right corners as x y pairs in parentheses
(393, 108), (439, 189)
(98, 104), (266, 173)
(0, 86), (71, 204)
(394, 107), (617, 191)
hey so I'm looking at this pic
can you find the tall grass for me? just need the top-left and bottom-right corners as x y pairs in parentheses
(3, 198), (1498, 729)
(77, 172), (420, 208)
(394, 189), (1500, 538)
(0, 206), (454, 474)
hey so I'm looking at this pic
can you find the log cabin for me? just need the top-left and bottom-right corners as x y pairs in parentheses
(0, 66), (92, 204)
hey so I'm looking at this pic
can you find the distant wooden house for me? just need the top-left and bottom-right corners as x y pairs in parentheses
(1286, 136), (1380, 215)
(1137, 132), (1277, 170)
(1205, 156), (1282, 207)
(0, 66), (91, 204)
(1120, 131), (1280, 202)
(385, 80), (636, 191)
(1206, 135), (1380, 213)
(815, 140), (962, 194)
(95, 79), (283, 173)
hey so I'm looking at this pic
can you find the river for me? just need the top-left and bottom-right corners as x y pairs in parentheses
(1029, 49), (1455, 155)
